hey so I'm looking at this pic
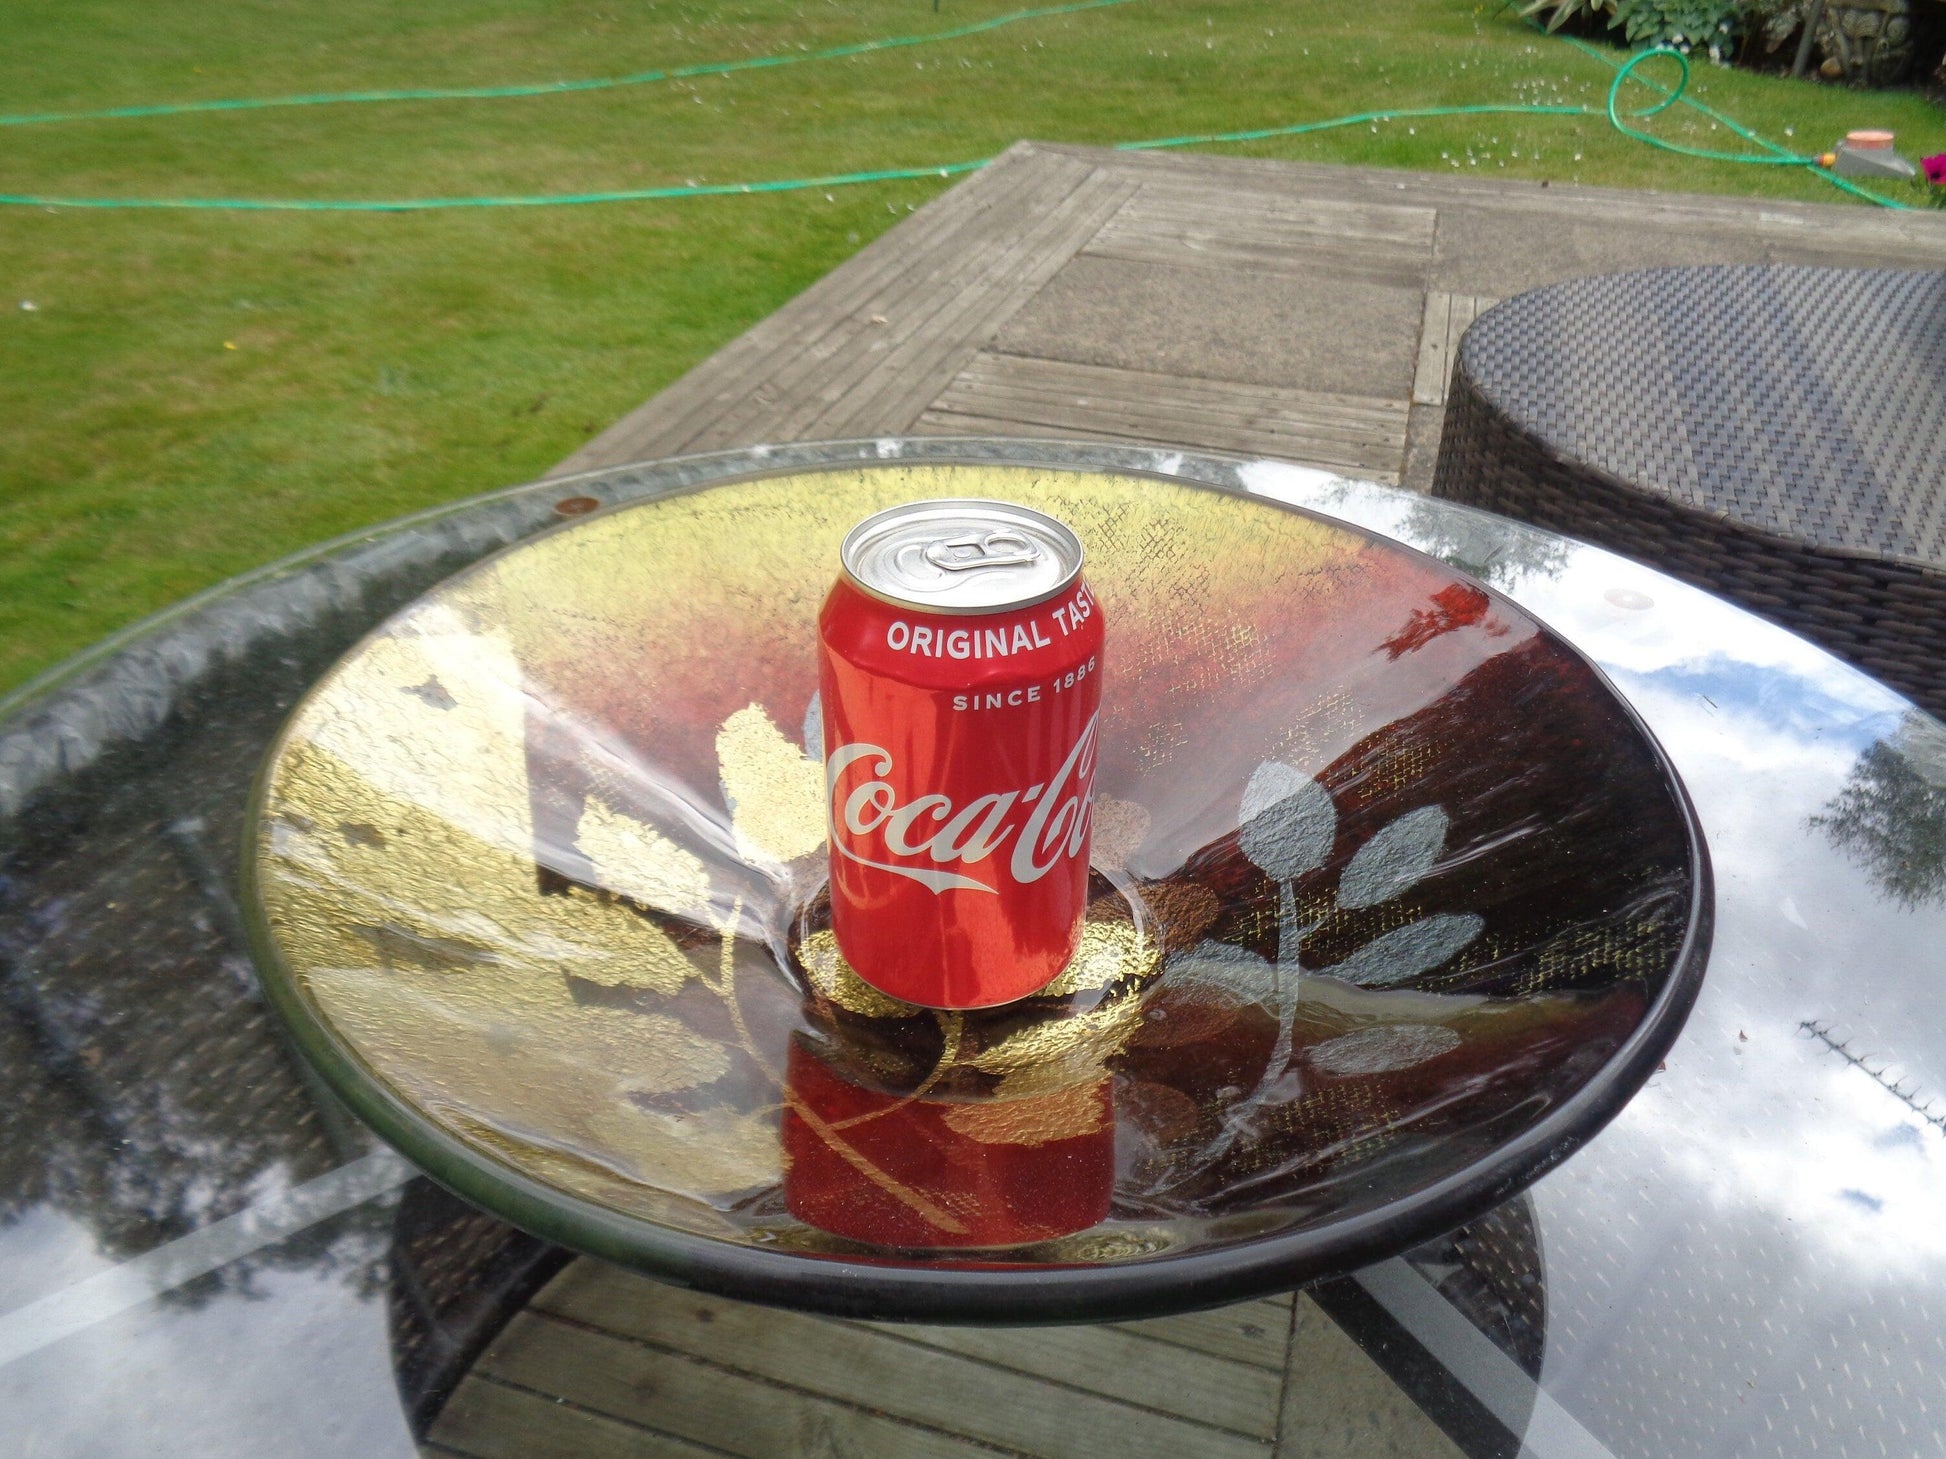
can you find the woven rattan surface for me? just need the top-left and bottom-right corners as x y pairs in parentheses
(1433, 265), (1946, 719)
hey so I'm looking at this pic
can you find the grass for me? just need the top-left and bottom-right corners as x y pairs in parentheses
(4, 0), (1944, 697)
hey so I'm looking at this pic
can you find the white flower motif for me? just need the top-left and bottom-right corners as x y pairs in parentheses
(1176, 763), (1488, 1116)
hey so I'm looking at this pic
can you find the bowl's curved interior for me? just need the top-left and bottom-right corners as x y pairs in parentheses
(248, 463), (1703, 1275)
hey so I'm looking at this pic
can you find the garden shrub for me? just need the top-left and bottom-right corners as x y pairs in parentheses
(1610, 0), (1745, 58)
(1519, 0), (1756, 61)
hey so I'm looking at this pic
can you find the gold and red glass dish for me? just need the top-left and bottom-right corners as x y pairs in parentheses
(241, 461), (1709, 1320)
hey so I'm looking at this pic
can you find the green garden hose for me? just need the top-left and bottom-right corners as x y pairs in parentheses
(1126, 46), (1903, 208)
(0, 161), (990, 211)
(0, 20), (1913, 212)
(0, 0), (1136, 128)
(1576, 40), (1901, 207)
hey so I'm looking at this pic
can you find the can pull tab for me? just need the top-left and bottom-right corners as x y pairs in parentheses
(922, 530), (1040, 573)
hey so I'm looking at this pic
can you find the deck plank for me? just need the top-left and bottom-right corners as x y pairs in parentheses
(1114, 186), (1437, 248)
(912, 404), (1397, 478)
(1275, 1296), (1466, 1458)
(707, 150), (1102, 446)
(1110, 1295), (1294, 1371)
(1411, 292), (1497, 407)
(476, 1312), (1010, 1459)
(1087, 181), (1435, 286)
(912, 408), (1156, 449)
(859, 1318), (1284, 1438)
(428, 1373), (728, 1459)
(928, 351), (1407, 477)
(532, 1266), (1274, 1459)
(1041, 142), (1946, 251)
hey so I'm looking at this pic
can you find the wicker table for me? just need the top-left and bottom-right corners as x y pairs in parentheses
(1433, 265), (1946, 721)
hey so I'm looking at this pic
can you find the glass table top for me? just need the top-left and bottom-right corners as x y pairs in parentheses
(1, 439), (1942, 1458)
(241, 463), (1706, 1315)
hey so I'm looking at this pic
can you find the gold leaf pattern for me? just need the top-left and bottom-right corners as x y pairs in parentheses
(716, 703), (827, 866)
(796, 928), (918, 1019)
(587, 1106), (779, 1197)
(271, 741), (703, 998)
(1037, 917), (1157, 998)
(972, 1000), (1143, 1085)
(574, 796), (713, 919)
(301, 604), (535, 856)
(940, 1080), (1109, 1146)
(464, 1105), (779, 1214)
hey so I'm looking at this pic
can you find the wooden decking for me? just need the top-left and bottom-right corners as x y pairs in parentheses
(426, 1267), (1460, 1459)
(550, 140), (1946, 492)
(473, 144), (1946, 1457)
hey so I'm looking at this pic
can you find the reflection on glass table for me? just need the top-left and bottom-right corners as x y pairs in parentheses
(1, 439), (1942, 1459)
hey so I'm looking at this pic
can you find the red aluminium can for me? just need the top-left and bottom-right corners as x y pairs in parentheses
(818, 499), (1103, 1009)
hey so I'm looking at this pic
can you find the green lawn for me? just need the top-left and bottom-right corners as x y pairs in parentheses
(4, 0), (1943, 696)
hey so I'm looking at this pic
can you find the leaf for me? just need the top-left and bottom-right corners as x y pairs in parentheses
(574, 797), (713, 917)
(1328, 913), (1484, 988)
(969, 999), (1141, 1082)
(1518, 0), (1606, 29)
(1037, 916), (1158, 997)
(609, 1012), (735, 1094)
(716, 703), (827, 865)
(1308, 1024), (1463, 1076)
(796, 928), (915, 1019)
(1089, 795), (1152, 874)
(1337, 805), (1449, 910)
(1165, 938), (1290, 1014)
(524, 884), (703, 996)
(1238, 762), (1337, 881)
(589, 1104), (780, 1198)
(939, 1080), (1108, 1146)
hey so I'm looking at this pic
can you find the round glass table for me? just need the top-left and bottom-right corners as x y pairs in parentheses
(2, 439), (1942, 1458)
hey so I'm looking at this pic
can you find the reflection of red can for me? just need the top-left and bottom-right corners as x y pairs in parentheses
(782, 1036), (1114, 1249)
(819, 500), (1103, 1008)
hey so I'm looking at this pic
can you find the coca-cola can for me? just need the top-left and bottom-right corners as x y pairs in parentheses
(819, 499), (1103, 1008)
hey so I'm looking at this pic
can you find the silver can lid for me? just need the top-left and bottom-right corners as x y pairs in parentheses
(840, 498), (1084, 615)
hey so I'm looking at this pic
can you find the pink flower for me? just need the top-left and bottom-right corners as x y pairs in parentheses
(1923, 154), (1946, 186)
